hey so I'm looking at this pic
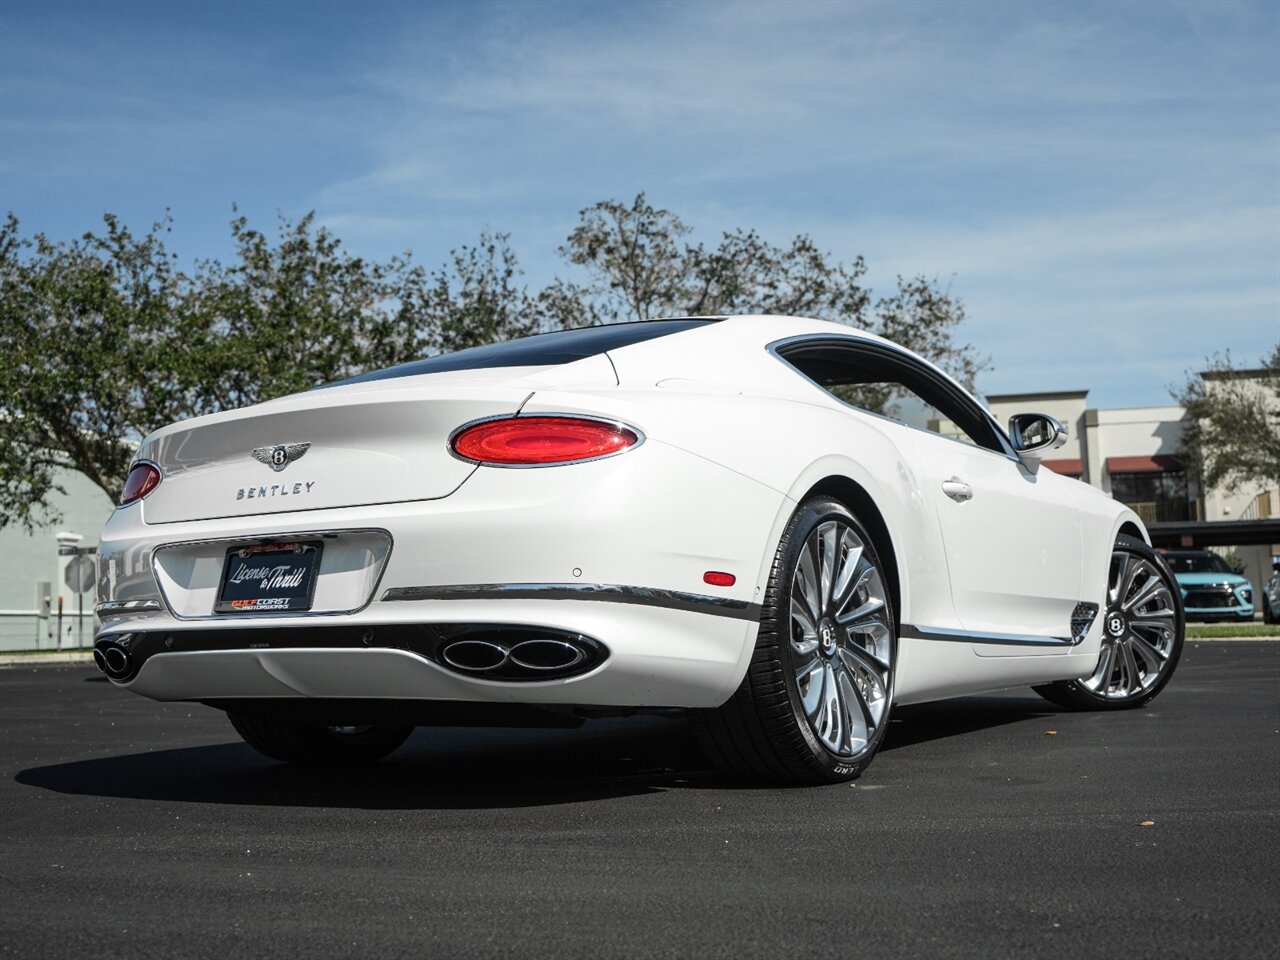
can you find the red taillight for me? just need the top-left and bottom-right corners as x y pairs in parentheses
(119, 463), (161, 505)
(451, 416), (640, 466)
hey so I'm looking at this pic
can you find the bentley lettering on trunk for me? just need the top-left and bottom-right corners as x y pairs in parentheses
(236, 481), (315, 501)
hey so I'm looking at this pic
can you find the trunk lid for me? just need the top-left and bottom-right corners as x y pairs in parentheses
(136, 379), (532, 524)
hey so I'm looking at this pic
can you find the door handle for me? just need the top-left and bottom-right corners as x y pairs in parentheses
(942, 477), (973, 503)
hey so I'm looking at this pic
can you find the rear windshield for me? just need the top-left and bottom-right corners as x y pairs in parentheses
(327, 318), (719, 387)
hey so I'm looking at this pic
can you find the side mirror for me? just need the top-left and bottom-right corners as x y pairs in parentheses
(1008, 412), (1068, 466)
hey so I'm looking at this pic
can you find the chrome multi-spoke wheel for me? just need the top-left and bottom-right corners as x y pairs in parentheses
(691, 498), (896, 784)
(1034, 535), (1184, 711)
(1083, 548), (1179, 698)
(789, 519), (892, 756)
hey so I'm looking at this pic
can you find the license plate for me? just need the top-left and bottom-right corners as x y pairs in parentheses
(215, 541), (323, 614)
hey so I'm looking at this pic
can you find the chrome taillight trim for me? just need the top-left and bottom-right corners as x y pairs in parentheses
(118, 459), (163, 507)
(446, 412), (646, 469)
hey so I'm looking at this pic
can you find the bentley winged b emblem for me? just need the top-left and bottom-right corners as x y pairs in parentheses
(252, 442), (311, 472)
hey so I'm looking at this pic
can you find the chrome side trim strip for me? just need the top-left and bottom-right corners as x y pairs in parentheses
(900, 623), (1079, 647)
(96, 599), (164, 614)
(381, 582), (762, 622)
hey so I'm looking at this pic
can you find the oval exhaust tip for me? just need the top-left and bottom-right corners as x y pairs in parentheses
(92, 649), (108, 674)
(100, 644), (131, 678)
(508, 639), (586, 672)
(441, 639), (509, 672)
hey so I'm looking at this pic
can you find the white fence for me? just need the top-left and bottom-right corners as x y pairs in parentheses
(0, 608), (96, 652)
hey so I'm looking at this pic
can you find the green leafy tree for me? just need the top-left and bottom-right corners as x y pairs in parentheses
(407, 233), (539, 354)
(1176, 344), (1280, 496)
(555, 194), (983, 396)
(0, 213), (186, 528)
(1, 197), (984, 527)
(0, 211), (529, 527)
(175, 211), (429, 412)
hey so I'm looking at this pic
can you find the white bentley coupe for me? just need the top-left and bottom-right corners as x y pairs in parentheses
(94, 316), (1184, 783)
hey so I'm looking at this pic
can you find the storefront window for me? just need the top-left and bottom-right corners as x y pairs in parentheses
(1109, 470), (1191, 522)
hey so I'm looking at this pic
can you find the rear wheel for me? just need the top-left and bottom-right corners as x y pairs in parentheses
(692, 497), (895, 784)
(228, 713), (413, 765)
(1034, 535), (1183, 710)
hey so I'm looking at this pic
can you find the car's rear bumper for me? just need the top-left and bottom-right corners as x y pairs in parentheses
(95, 440), (784, 708)
(98, 596), (759, 708)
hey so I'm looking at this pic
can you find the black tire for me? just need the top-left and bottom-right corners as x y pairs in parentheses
(1033, 534), (1184, 711)
(228, 713), (413, 765)
(691, 497), (896, 784)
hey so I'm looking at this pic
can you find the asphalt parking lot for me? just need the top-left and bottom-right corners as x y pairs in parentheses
(1, 641), (1276, 960)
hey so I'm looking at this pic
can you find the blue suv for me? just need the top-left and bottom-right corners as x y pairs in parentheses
(1163, 549), (1254, 622)
(1264, 558), (1280, 625)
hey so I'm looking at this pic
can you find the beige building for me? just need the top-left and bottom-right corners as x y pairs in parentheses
(975, 388), (1278, 610)
(983, 392), (1195, 523)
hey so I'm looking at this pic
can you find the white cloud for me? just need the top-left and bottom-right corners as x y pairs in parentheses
(3, 0), (1276, 407)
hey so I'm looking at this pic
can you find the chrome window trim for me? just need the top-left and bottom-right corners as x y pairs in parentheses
(766, 334), (1022, 464)
(148, 527), (394, 622)
(381, 582), (762, 622)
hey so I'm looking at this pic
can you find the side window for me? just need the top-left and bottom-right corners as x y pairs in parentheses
(777, 340), (1007, 455)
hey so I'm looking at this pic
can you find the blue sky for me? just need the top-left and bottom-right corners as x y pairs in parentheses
(2, 0), (1277, 407)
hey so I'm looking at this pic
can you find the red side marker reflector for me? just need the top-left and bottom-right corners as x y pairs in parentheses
(703, 571), (736, 587)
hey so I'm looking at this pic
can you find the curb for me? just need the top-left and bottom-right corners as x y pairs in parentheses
(1187, 636), (1280, 642)
(0, 652), (96, 667)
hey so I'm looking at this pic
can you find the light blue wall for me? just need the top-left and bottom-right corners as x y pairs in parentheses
(0, 468), (115, 651)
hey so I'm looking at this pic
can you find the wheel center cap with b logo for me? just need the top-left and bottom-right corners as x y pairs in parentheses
(819, 620), (838, 656)
(1106, 613), (1126, 637)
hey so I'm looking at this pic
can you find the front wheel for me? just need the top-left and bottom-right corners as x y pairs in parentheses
(229, 713), (413, 765)
(1034, 534), (1184, 711)
(691, 497), (896, 784)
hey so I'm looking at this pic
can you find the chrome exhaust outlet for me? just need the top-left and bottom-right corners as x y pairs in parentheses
(440, 639), (509, 672)
(95, 640), (134, 680)
(433, 629), (606, 681)
(508, 639), (586, 672)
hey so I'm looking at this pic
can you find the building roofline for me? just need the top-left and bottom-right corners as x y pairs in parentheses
(1088, 403), (1188, 414)
(1201, 367), (1274, 381)
(984, 389), (1089, 403)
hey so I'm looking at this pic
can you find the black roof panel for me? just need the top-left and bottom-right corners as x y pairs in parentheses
(326, 318), (720, 387)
